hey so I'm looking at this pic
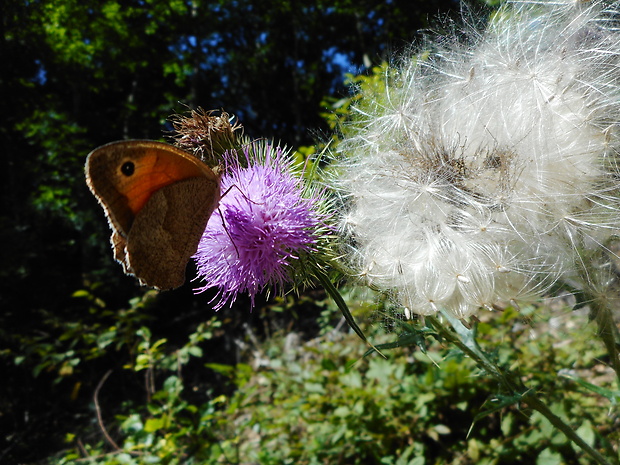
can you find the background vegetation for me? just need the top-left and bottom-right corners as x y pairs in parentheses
(3, 0), (616, 463)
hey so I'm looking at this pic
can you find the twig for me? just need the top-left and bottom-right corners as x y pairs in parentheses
(77, 438), (88, 457)
(94, 370), (120, 451)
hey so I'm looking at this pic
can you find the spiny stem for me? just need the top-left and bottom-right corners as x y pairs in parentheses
(427, 313), (614, 465)
(523, 394), (614, 465)
(427, 313), (519, 393)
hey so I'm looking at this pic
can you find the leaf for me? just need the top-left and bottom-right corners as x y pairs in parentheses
(474, 394), (522, 420)
(144, 417), (166, 433)
(501, 413), (514, 436)
(187, 346), (203, 358)
(71, 289), (90, 298)
(469, 393), (522, 438)
(536, 448), (562, 465)
(314, 267), (385, 358)
(205, 363), (235, 376)
(363, 324), (435, 357)
(434, 424), (451, 435)
(333, 406), (350, 417)
(120, 414), (143, 433)
(573, 421), (596, 452)
(561, 373), (620, 406)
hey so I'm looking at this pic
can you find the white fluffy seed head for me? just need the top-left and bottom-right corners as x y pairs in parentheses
(335, 0), (620, 318)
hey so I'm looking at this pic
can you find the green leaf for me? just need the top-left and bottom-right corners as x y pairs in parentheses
(120, 414), (144, 433)
(205, 363), (235, 376)
(536, 448), (563, 465)
(144, 417), (166, 433)
(71, 290), (90, 298)
(473, 393), (522, 423)
(561, 373), (620, 406)
(573, 420), (596, 451)
(187, 346), (203, 358)
(314, 267), (385, 358)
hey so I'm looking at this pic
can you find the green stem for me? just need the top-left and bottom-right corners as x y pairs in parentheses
(523, 394), (614, 465)
(427, 314), (517, 393)
(591, 302), (620, 386)
(427, 313), (614, 465)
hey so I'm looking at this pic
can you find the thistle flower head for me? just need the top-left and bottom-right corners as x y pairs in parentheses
(193, 142), (328, 309)
(334, 0), (620, 318)
(170, 107), (243, 165)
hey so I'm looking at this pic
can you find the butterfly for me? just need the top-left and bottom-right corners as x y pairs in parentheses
(85, 140), (221, 289)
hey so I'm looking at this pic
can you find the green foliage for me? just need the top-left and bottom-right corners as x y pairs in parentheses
(315, 62), (392, 152)
(37, 292), (617, 465)
(12, 289), (151, 382)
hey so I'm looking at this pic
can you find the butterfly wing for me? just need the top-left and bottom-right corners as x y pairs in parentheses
(85, 140), (221, 289)
(125, 177), (220, 289)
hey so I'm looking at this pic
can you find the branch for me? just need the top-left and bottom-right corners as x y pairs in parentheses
(94, 370), (120, 451)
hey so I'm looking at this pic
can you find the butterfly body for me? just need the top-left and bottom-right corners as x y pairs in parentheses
(85, 140), (221, 289)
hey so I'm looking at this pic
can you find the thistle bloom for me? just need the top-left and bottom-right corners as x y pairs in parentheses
(193, 143), (324, 309)
(335, 0), (620, 318)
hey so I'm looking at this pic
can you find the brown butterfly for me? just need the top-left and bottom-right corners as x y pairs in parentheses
(85, 140), (221, 289)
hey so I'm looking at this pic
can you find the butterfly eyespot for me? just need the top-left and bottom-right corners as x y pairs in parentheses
(121, 161), (135, 176)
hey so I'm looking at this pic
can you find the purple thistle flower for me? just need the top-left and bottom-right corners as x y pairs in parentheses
(193, 143), (322, 309)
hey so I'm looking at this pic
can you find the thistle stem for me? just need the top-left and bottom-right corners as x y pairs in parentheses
(426, 313), (614, 465)
(522, 394), (615, 465)
(427, 313), (519, 393)
(591, 301), (620, 386)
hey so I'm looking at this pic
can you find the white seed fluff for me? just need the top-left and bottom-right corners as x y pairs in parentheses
(336, 0), (620, 318)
